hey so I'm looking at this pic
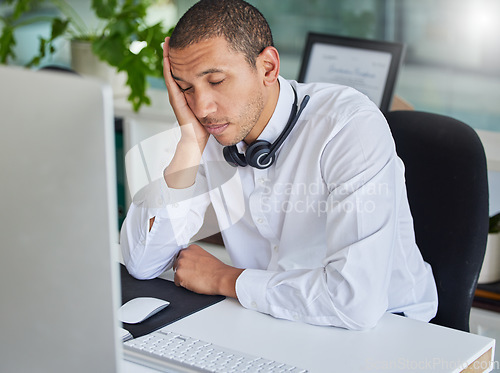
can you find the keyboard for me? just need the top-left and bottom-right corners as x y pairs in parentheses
(123, 329), (308, 372)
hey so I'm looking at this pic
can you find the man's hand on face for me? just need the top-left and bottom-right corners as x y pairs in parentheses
(164, 37), (244, 295)
(173, 244), (244, 298)
(163, 37), (209, 149)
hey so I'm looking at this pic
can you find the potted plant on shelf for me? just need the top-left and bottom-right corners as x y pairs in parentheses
(478, 212), (500, 284)
(0, 0), (174, 111)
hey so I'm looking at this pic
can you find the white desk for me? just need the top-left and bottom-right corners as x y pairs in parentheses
(120, 297), (495, 373)
(119, 243), (495, 373)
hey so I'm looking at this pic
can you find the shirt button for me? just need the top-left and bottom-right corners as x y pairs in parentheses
(251, 301), (257, 308)
(273, 245), (279, 253)
(257, 218), (264, 224)
(258, 178), (266, 184)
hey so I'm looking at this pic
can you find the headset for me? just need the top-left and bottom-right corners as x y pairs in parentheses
(223, 87), (310, 169)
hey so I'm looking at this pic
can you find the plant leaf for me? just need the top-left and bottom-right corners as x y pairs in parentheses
(0, 24), (16, 63)
(134, 23), (164, 77)
(119, 50), (152, 111)
(92, 0), (118, 19)
(490, 212), (500, 234)
(11, 0), (38, 20)
(51, 18), (69, 40)
(26, 35), (47, 67)
(92, 36), (127, 67)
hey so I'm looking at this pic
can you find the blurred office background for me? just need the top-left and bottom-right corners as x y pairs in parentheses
(2, 0), (500, 133)
(247, 0), (500, 134)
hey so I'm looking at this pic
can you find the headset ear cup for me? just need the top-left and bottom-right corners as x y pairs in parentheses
(223, 145), (247, 167)
(245, 140), (275, 169)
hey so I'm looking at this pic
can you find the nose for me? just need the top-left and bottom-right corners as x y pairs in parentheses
(189, 88), (217, 119)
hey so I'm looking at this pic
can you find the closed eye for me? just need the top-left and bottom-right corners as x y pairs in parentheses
(178, 79), (224, 93)
(210, 79), (224, 86)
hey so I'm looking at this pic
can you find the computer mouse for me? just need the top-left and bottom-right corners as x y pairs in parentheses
(119, 297), (170, 324)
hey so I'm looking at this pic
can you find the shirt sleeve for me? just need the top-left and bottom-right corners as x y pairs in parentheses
(236, 108), (406, 330)
(120, 168), (211, 280)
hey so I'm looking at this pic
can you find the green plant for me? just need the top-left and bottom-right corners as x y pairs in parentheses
(0, 0), (174, 111)
(490, 212), (500, 234)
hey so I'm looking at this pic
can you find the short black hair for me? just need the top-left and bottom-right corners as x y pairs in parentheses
(169, 0), (274, 67)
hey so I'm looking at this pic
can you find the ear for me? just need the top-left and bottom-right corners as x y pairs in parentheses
(257, 46), (280, 87)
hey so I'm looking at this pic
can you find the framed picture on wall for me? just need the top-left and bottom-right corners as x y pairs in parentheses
(298, 32), (405, 113)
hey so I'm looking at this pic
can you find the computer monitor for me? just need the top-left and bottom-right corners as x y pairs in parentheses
(0, 66), (122, 372)
(298, 32), (405, 113)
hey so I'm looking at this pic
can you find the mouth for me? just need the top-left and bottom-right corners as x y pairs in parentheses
(204, 123), (229, 136)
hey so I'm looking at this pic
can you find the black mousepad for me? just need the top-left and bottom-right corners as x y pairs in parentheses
(120, 264), (225, 338)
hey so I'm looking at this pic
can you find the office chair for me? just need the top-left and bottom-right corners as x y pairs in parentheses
(385, 110), (489, 332)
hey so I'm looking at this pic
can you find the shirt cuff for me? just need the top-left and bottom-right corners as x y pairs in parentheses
(235, 268), (276, 314)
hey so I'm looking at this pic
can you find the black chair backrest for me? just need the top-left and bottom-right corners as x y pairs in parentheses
(385, 111), (489, 332)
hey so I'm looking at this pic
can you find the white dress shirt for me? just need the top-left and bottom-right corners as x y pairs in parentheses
(120, 76), (438, 330)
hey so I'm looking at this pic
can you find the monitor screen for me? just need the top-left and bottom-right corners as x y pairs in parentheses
(0, 66), (121, 372)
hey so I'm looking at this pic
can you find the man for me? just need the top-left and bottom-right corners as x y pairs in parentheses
(120, 0), (438, 330)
